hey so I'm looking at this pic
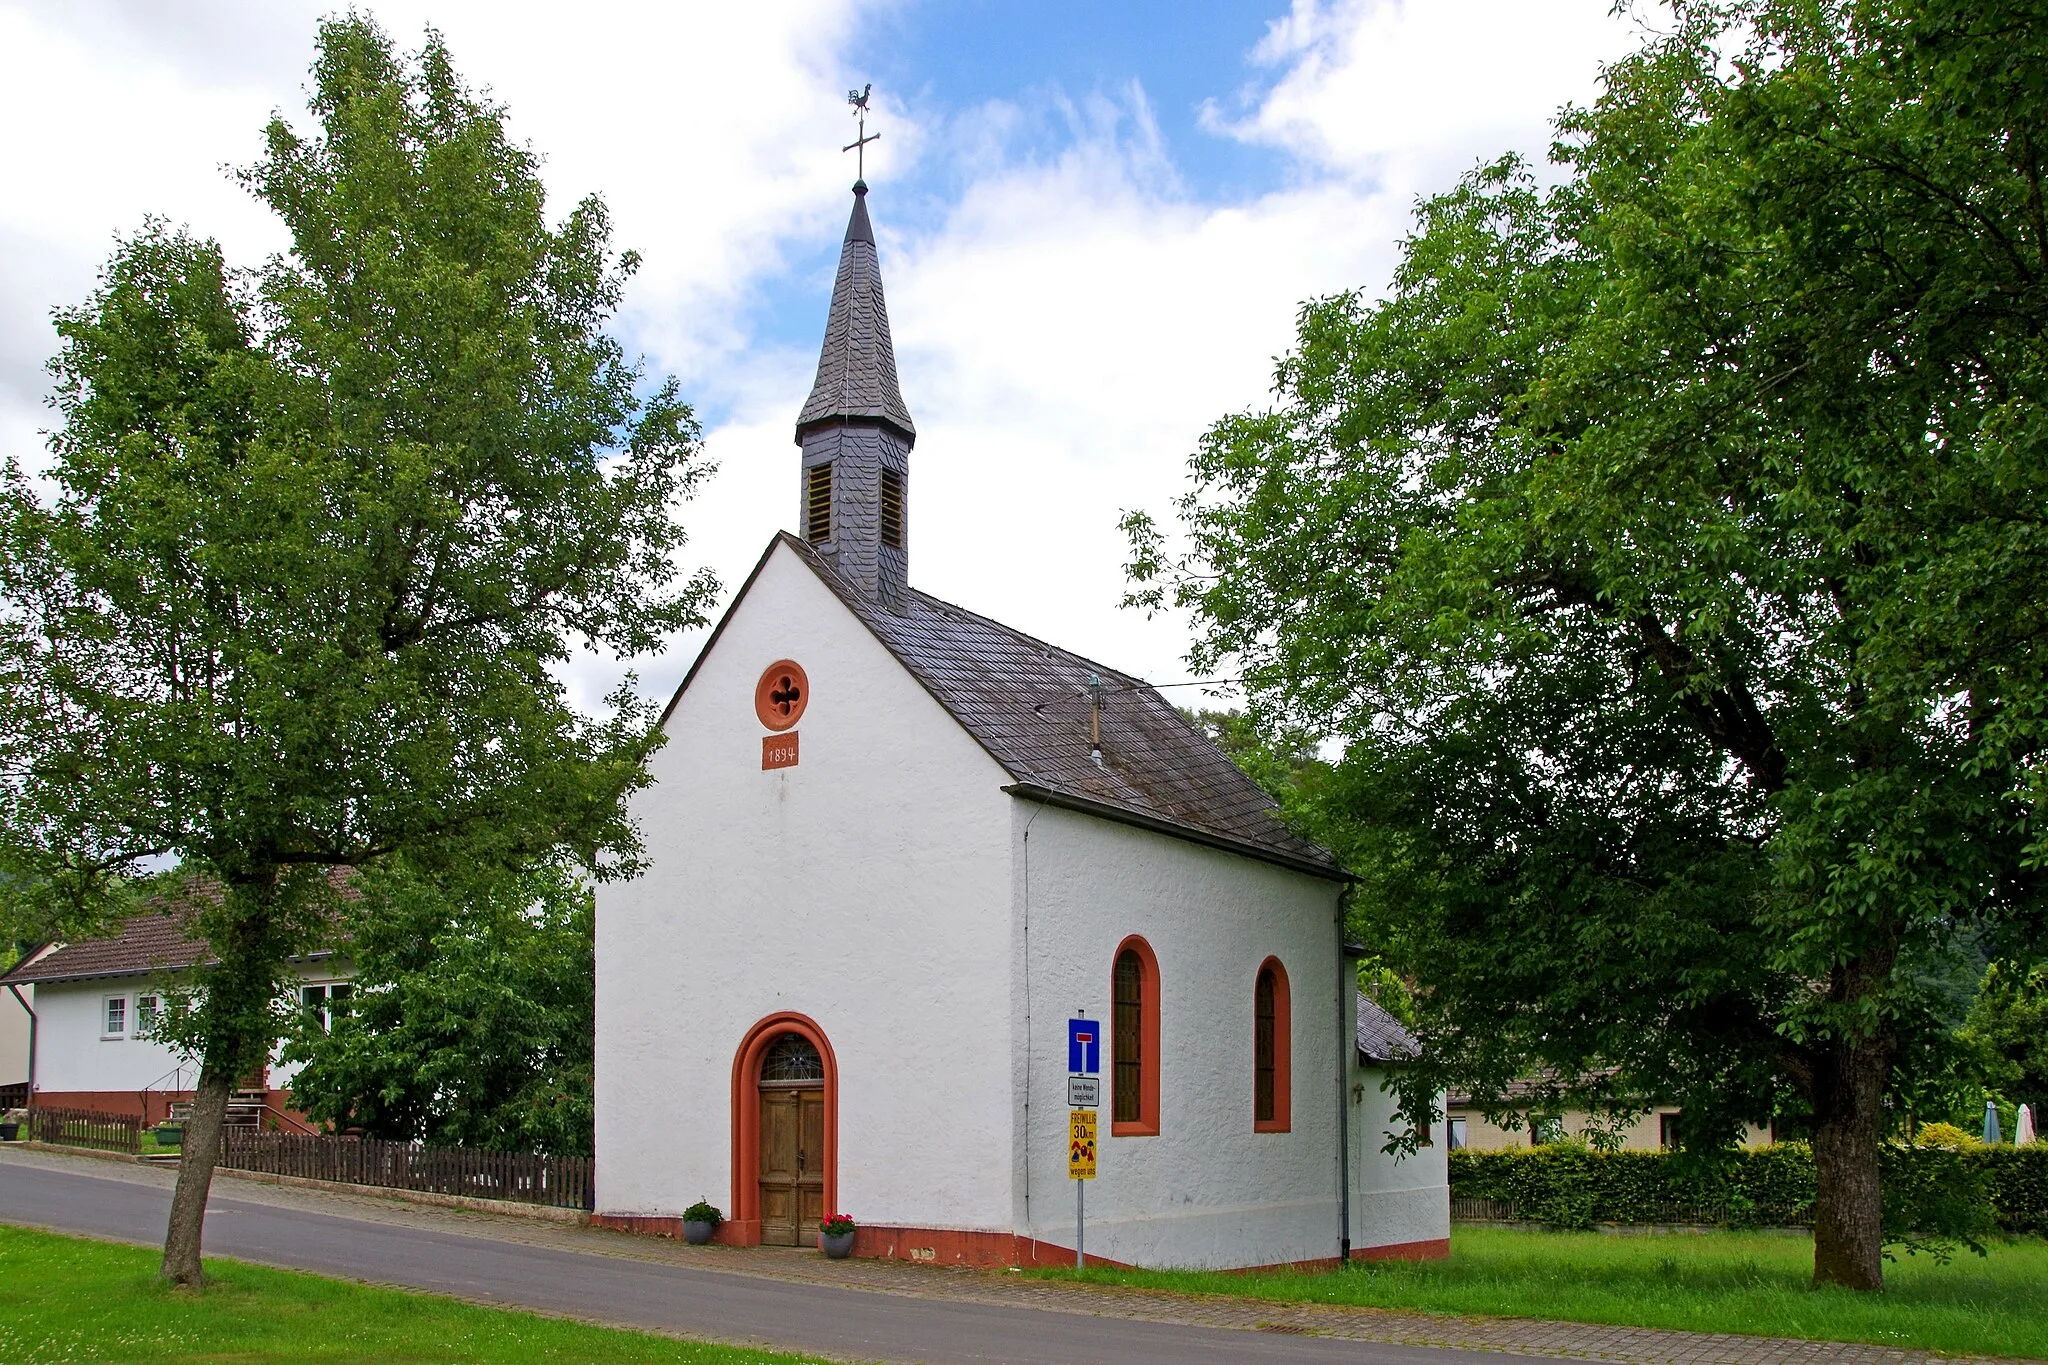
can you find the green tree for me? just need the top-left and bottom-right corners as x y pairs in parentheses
(1128, 0), (2045, 1288)
(283, 856), (596, 1156)
(1962, 961), (2048, 1115)
(0, 19), (714, 1283)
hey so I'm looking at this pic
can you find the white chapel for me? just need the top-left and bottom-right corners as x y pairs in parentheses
(592, 180), (1448, 1270)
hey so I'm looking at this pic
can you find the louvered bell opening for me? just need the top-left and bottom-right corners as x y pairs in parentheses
(880, 467), (905, 549)
(806, 463), (832, 544)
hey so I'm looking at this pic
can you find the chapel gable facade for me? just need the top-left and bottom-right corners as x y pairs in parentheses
(592, 180), (1449, 1269)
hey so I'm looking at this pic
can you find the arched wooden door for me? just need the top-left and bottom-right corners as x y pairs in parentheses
(756, 1033), (826, 1246)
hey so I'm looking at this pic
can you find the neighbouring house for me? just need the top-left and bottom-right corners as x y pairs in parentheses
(593, 180), (1450, 1271)
(1445, 1088), (1773, 1152)
(1, 974), (31, 1108)
(0, 897), (352, 1126)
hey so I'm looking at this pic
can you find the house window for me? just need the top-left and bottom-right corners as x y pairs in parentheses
(1448, 1118), (1468, 1150)
(135, 994), (162, 1037)
(1659, 1112), (1681, 1150)
(880, 467), (905, 549)
(301, 983), (354, 1033)
(1111, 937), (1160, 1136)
(102, 994), (127, 1039)
(1532, 1114), (1565, 1146)
(1253, 958), (1291, 1132)
(805, 463), (832, 543)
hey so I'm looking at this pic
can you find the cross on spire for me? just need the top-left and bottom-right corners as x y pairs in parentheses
(844, 83), (880, 180)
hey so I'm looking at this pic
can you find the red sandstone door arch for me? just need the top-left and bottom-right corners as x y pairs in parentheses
(731, 1013), (838, 1247)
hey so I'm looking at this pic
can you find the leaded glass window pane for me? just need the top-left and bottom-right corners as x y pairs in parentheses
(1113, 950), (1143, 1124)
(761, 1033), (824, 1082)
(1254, 968), (1277, 1123)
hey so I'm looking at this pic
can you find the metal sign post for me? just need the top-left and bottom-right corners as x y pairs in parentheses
(1067, 1013), (1099, 1269)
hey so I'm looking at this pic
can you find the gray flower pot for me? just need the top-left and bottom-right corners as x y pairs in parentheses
(820, 1229), (855, 1259)
(682, 1219), (716, 1245)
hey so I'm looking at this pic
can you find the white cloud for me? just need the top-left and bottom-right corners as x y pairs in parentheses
(1218, 0), (1649, 192)
(1, 0), (1641, 716)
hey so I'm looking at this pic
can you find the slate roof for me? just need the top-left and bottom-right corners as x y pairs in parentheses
(772, 533), (1345, 880)
(1356, 993), (1422, 1064)
(796, 182), (916, 443)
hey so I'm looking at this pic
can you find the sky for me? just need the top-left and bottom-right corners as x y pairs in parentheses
(0, 0), (1652, 715)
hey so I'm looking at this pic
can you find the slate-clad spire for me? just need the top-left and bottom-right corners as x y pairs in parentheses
(796, 181), (915, 442)
(796, 181), (914, 608)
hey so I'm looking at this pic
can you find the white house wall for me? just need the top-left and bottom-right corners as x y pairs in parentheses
(28, 967), (351, 1100)
(32, 979), (196, 1094)
(596, 541), (1018, 1230)
(0, 984), (29, 1087)
(1351, 1067), (1451, 1251)
(1008, 801), (1349, 1270)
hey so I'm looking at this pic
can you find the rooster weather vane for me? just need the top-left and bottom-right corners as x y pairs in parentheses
(844, 83), (879, 180)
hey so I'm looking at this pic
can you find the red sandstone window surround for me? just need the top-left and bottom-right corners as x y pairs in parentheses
(1254, 957), (1291, 1132)
(1111, 936), (1160, 1136)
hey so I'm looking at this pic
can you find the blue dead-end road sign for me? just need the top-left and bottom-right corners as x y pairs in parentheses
(1068, 1018), (1099, 1075)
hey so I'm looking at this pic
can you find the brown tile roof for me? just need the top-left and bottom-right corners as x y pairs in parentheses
(1, 869), (357, 987)
(2, 904), (208, 985)
(773, 534), (1344, 880)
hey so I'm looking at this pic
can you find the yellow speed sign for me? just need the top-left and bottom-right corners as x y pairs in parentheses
(1068, 1108), (1097, 1180)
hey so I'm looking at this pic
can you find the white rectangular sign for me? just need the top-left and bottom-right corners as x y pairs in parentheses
(1067, 1075), (1100, 1108)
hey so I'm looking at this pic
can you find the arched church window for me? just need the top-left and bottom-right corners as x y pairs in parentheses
(1254, 958), (1291, 1132)
(760, 1032), (824, 1082)
(1111, 937), (1160, 1135)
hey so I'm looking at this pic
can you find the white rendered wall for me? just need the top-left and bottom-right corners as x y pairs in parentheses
(1008, 802), (1349, 1269)
(30, 968), (350, 1098)
(596, 542), (1017, 1230)
(1351, 1066), (1451, 1250)
(0, 984), (28, 1086)
(33, 979), (195, 1094)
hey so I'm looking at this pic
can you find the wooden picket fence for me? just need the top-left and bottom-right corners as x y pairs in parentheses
(30, 1105), (142, 1155)
(218, 1131), (594, 1211)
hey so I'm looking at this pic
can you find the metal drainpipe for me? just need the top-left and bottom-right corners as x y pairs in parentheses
(7, 983), (36, 1106)
(1336, 883), (1354, 1264)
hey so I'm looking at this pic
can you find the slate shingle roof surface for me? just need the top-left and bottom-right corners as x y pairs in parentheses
(781, 534), (1343, 878)
(2, 905), (208, 985)
(1356, 992), (1423, 1064)
(795, 185), (916, 441)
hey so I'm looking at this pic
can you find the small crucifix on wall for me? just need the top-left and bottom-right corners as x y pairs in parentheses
(844, 83), (879, 179)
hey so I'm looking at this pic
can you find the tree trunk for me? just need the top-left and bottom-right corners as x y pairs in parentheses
(1809, 1036), (1891, 1290)
(161, 1065), (233, 1285)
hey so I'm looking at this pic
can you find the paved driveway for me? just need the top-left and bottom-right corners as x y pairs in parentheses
(0, 1148), (1488, 1365)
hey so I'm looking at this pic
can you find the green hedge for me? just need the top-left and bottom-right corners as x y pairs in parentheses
(1447, 1143), (2048, 1234)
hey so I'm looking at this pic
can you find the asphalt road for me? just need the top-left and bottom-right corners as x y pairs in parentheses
(0, 1156), (1503, 1365)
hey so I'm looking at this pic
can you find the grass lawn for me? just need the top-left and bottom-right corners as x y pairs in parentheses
(1045, 1227), (2048, 1360)
(0, 1223), (828, 1364)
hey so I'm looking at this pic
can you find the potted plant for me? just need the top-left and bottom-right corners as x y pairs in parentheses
(819, 1211), (856, 1259)
(0, 1109), (23, 1142)
(152, 1122), (184, 1149)
(681, 1199), (722, 1246)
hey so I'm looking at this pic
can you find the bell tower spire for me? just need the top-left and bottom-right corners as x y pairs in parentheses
(796, 177), (915, 607)
(796, 93), (914, 607)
